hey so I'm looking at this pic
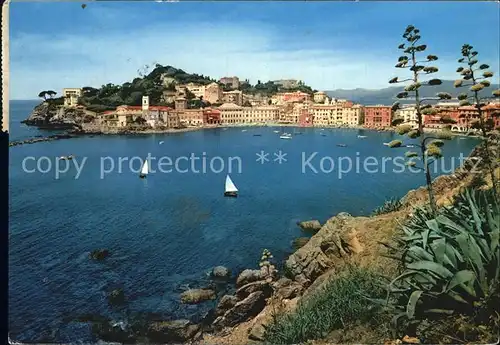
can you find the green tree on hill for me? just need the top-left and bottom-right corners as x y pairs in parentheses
(389, 24), (452, 215)
(454, 44), (499, 195)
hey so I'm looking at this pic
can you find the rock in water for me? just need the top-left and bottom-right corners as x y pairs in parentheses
(211, 266), (231, 279)
(147, 319), (201, 343)
(180, 289), (216, 304)
(22, 101), (89, 129)
(236, 269), (262, 287)
(107, 288), (126, 306)
(297, 220), (322, 232)
(89, 249), (110, 261)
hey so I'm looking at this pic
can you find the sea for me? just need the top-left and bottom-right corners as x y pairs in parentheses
(8, 100), (480, 342)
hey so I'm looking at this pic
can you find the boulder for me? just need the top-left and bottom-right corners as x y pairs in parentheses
(248, 322), (266, 341)
(236, 269), (262, 287)
(91, 319), (136, 343)
(214, 291), (266, 328)
(90, 249), (110, 261)
(215, 295), (238, 316)
(211, 266), (231, 279)
(276, 282), (302, 300)
(180, 289), (216, 304)
(235, 280), (272, 300)
(147, 319), (201, 343)
(107, 288), (126, 306)
(273, 277), (293, 290)
(297, 220), (322, 232)
(286, 212), (360, 285)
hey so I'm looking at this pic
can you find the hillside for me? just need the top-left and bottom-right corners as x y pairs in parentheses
(71, 64), (315, 113)
(326, 80), (500, 106)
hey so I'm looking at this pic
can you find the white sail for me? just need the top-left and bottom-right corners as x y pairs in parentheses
(141, 159), (149, 175)
(225, 175), (238, 193)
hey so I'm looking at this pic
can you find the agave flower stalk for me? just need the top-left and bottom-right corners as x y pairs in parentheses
(389, 25), (452, 215)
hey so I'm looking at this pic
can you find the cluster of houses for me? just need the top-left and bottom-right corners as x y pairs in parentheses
(62, 78), (500, 132)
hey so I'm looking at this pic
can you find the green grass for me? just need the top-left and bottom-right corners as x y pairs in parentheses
(263, 267), (385, 344)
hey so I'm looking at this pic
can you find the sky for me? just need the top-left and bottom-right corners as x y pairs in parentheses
(9, 1), (500, 100)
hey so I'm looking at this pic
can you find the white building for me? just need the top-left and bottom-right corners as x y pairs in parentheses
(395, 105), (418, 126)
(63, 88), (82, 107)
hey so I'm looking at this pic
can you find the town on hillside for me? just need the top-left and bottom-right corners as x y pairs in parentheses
(56, 70), (500, 133)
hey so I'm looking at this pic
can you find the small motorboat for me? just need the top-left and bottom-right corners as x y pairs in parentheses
(241, 129), (247, 132)
(406, 144), (415, 148)
(383, 142), (390, 146)
(357, 135), (367, 138)
(159, 141), (164, 145)
(59, 155), (74, 160)
(253, 134), (262, 137)
(280, 133), (292, 139)
(336, 144), (347, 147)
(273, 130), (280, 133)
(320, 133), (327, 137)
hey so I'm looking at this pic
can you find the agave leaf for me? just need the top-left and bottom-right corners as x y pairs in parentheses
(435, 214), (471, 235)
(390, 270), (421, 287)
(430, 238), (447, 265)
(406, 290), (423, 319)
(424, 308), (455, 315)
(406, 260), (453, 279)
(466, 189), (484, 235)
(408, 246), (435, 261)
(446, 270), (475, 293)
(422, 229), (430, 250)
(486, 206), (499, 253)
(448, 290), (470, 304)
(391, 312), (408, 330)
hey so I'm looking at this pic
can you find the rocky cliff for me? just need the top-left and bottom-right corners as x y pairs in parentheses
(203, 137), (499, 345)
(22, 102), (95, 129)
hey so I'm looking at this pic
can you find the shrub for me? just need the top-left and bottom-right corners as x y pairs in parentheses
(264, 267), (385, 344)
(385, 188), (499, 334)
(372, 198), (404, 216)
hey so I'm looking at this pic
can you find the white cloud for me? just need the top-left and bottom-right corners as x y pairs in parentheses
(9, 21), (490, 100)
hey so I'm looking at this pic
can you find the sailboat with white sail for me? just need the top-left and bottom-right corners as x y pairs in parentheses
(224, 174), (238, 197)
(139, 159), (149, 179)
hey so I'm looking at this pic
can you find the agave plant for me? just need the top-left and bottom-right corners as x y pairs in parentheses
(372, 198), (404, 216)
(386, 188), (499, 330)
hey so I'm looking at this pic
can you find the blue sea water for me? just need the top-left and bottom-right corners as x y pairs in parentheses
(8, 100), (479, 342)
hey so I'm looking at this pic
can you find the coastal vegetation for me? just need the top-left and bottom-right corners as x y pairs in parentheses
(383, 187), (499, 342)
(371, 197), (403, 216)
(264, 267), (386, 344)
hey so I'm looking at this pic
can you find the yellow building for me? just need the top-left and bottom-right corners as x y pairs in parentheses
(218, 103), (244, 124)
(63, 88), (82, 107)
(242, 106), (279, 123)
